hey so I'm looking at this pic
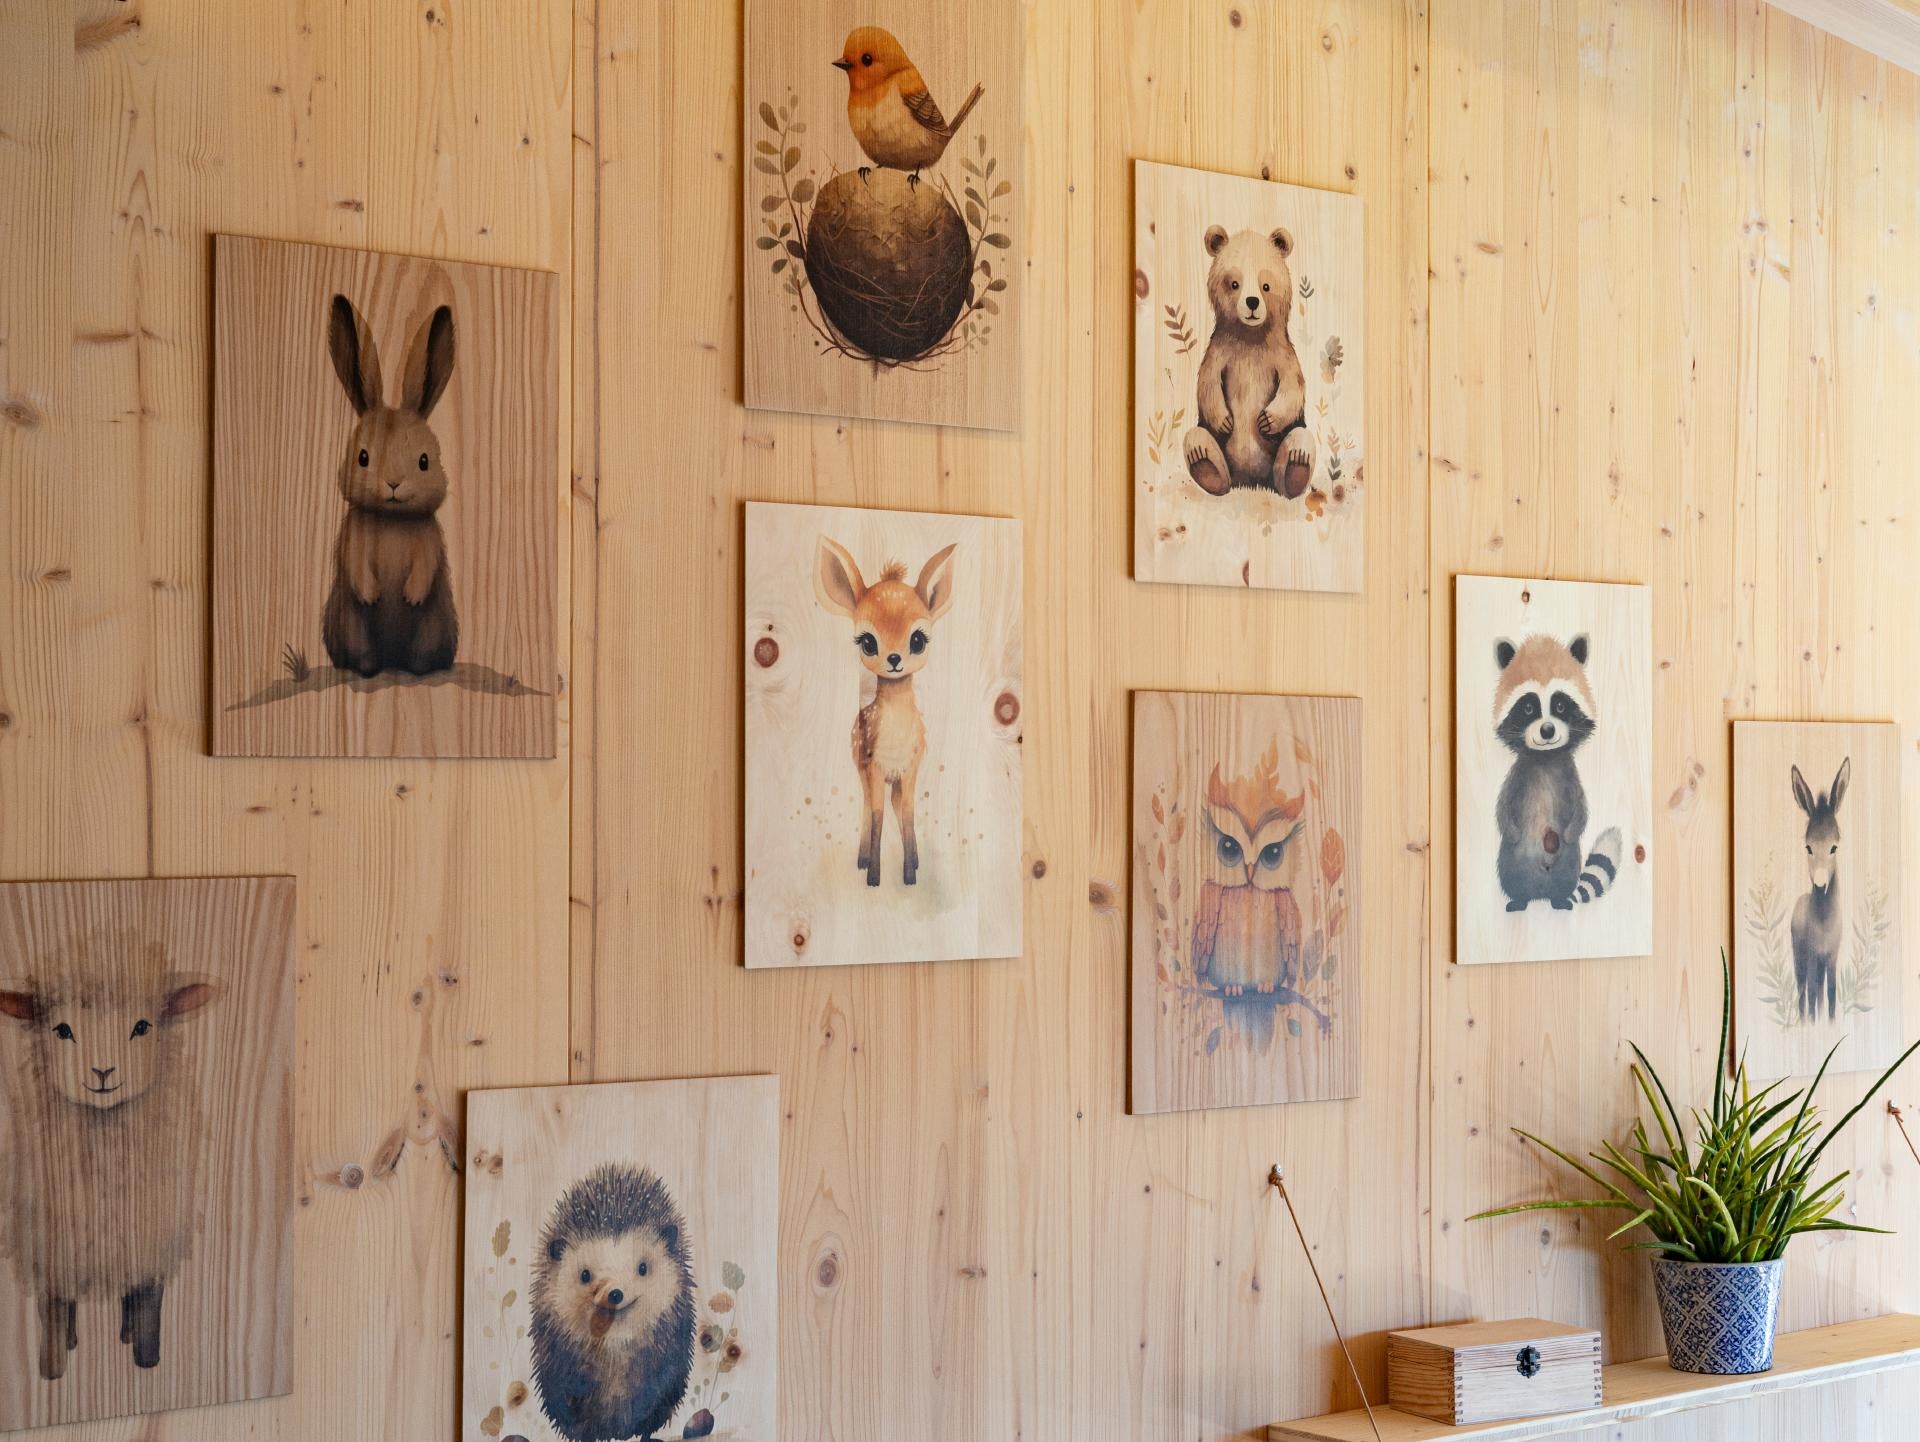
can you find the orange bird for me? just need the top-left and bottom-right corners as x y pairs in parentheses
(832, 26), (983, 186)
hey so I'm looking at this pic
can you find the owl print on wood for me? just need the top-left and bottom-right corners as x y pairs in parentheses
(1131, 691), (1361, 1113)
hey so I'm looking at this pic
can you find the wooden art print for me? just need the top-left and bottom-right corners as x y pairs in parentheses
(743, 2), (1023, 430)
(464, 1077), (778, 1442)
(1131, 692), (1361, 1113)
(1454, 576), (1653, 965)
(744, 502), (1022, 969)
(1734, 721), (1904, 1079)
(212, 235), (560, 758)
(0, 878), (295, 1433)
(1133, 160), (1366, 592)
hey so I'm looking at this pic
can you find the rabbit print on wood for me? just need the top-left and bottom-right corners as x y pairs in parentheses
(322, 294), (461, 678)
(212, 236), (560, 758)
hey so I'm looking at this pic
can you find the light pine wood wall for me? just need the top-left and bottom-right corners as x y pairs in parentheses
(2, 3), (1916, 1442)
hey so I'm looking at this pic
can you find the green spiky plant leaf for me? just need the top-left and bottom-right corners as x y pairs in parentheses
(1469, 950), (1918, 1263)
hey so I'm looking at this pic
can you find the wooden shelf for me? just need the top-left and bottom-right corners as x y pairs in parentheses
(1271, 1314), (1920, 1441)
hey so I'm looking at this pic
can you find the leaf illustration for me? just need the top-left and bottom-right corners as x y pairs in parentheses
(1151, 793), (1165, 824)
(1206, 1027), (1222, 1056)
(722, 1260), (747, 1291)
(1320, 828), (1346, 888)
(791, 177), (815, 205)
(984, 232), (1012, 248)
(759, 101), (778, 129)
(1286, 1016), (1303, 1039)
(1168, 813), (1187, 844)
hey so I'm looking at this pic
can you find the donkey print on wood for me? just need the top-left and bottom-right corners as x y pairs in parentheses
(1133, 160), (1366, 592)
(212, 236), (560, 758)
(0, 878), (295, 1433)
(464, 1077), (778, 1442)
(1734, 721), (1905, 1080)
(1131, 691), (1362, 1113)
(1454, 576), (1652, 965)
(743, 1), (1023, 430)
(745, 502), (1022, 969)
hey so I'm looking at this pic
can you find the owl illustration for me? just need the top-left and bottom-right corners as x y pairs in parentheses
(1191, 740), (1332, 1044)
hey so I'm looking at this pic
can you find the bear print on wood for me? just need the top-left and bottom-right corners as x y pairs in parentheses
(1453, 576), (1653, 965)
(1133, 160), (1366, 592)
(744, 501), (1023, 969)
(463, 1077), (778, 1442)
(1734, 720), (1905, 1080)
(212, 235), (560, 758)
(1131, 691), (1362, 1113)
(743, 3), (1024, 430)
(0, 877), (295, 1433)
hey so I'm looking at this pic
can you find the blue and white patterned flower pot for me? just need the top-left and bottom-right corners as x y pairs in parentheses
(1651, 1257), (1785, 1375)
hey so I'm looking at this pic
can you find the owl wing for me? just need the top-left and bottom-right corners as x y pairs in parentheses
(1274, 888), (1303, 986)
(1191, 881), (1227, 985)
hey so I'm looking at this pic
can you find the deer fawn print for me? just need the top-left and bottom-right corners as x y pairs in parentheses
(1790, 758), (1850, 1023)
(813, 537), (958, 887)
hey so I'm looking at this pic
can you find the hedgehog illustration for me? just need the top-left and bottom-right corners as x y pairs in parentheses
(530, 1163), (697, 1442)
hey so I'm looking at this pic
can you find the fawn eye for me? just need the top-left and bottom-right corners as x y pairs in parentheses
(908, 631), (927, 655)
(53, 1022), (75, 1042)
(579, 1268), (592, 1284)
(357, 448), (369, 468)
(418, 453), (429, 470)
(855, 633), (878, 657)
(130, 1019), (151, 1039)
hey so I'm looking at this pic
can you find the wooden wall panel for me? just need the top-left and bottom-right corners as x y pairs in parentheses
(1429, 0), (1920, 1372)
(6, 2), (1920, 1442)
(0, 5), (572, 1442)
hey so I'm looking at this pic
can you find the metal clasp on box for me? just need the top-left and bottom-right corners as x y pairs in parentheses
(1515, 1345), (1543, 1379)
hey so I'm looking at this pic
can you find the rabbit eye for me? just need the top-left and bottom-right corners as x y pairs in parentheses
(418, 453), (429, 471)
(130, 1019), (151, 1038)
(357, 448), (369, 468)
(53, 1022), (75, 1042)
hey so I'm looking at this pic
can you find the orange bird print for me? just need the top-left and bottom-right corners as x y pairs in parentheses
(1190, 740), (1330, 1044)
(832, 26), (984, 185)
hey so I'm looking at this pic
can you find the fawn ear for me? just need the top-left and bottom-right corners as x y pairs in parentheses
(1830, 756), (1851, 811)
(916, 543), (958, 621)
(328, 295), (382, 415)
(404, 305), (456, 419)
(1204, 225), (1229, 257)
(161, 977), (222, 1023)
(813, 536), (866, 618)
(0, 987), (41, 1024)
(1790, 765), (1816, 816)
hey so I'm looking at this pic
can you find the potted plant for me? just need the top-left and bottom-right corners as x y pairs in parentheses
(1471, 952), (1918, 1376)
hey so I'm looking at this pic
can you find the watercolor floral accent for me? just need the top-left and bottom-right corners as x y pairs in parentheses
(679, 1258), (751, 1438)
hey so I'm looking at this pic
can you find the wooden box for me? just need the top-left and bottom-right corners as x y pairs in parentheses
(1386, 1319), (1602, 1427)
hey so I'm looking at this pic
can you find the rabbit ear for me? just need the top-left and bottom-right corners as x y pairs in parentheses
(403, 305), (456, 418)
(328, 294), (382, 415)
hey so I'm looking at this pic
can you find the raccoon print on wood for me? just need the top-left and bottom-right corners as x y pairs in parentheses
(1454, 576), (1652, 965)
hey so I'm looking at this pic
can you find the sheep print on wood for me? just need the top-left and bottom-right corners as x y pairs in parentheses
(0, 878), (295, 1433)
(463, 1077), (779, 1442)
(1734, 721), (1905, 1081)
(1133, 160), (1366, 592)
(742, 0), (1023, 430)
(1453, 575), (1653, 965)
(212, 235), (560, 758)
(1130, 692), (1362, 1114)
(744, 502), (1023, 969)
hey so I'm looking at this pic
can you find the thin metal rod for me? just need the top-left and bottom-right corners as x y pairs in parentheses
(1892, 1102), (1920, 1168)
(1269, 1164), (1384, 1442)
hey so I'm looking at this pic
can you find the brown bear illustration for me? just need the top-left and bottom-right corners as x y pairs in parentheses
(1182, 226), (1315, 498)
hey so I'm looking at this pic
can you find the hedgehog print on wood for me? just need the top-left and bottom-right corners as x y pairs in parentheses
(530, 1164), (698, 1442)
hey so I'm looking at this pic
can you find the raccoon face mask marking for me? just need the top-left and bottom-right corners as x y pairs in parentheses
(1497, 685), (1596, 754)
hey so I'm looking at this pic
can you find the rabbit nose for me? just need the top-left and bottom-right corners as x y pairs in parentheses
(92, 1067), (114, 1082)
(386, 478), (402, 492)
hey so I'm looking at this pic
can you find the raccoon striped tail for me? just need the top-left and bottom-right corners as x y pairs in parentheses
(1573, 827), (1622, 904)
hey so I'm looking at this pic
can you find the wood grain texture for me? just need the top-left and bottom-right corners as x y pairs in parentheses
(743, 502), (1022, 969)
(1133, 160), (1367, 592)
(0, 877), (295, 1433)
(1429, 0), (1920, 1391)
(1764, 0), (1920, 72)
(1130, 691), (1361, 1113)
(463, 1076), (778, 1442)
(1453, 576), (1653, 965)
(212, 236), (560, 758)
(1277, 1314), (1920, 1441)
(0, 3), (573, 1440)
(1733, 720), (1904, 1078)
(1386, 1320), (1600, 1427)
(741, 0), (1023, 429)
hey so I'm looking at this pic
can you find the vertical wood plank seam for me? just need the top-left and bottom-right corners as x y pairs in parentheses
(1420, 0), (1437, 1335)
(572, 0), (603, 1086)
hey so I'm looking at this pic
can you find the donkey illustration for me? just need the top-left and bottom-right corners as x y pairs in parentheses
(813, 536), (958, 888)
(1789, 758), (1850, 1023)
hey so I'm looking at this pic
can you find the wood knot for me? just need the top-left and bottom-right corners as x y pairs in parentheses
(791, 927), (807, 952)
(338, 1163), (365, 1190)
(1634, 844), (1647, 864)
(994, 691), (1020, 725)
(1089, 879), (1117, 913)
(1030, 858), (1047, 879)
(0, 711), (13, 731)
(815, 1251), (840, 1290)
(1229, 8), (1243, 26)
(1133, 268), (1149, 299)
(752, 636), (779, 668)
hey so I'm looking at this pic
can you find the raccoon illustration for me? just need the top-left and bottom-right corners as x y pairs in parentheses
(530, 1163), (698, 1442)
(1491, 632), (1621, 912)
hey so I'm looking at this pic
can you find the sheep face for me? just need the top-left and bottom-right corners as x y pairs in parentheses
(0, 979), (220, 1112)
